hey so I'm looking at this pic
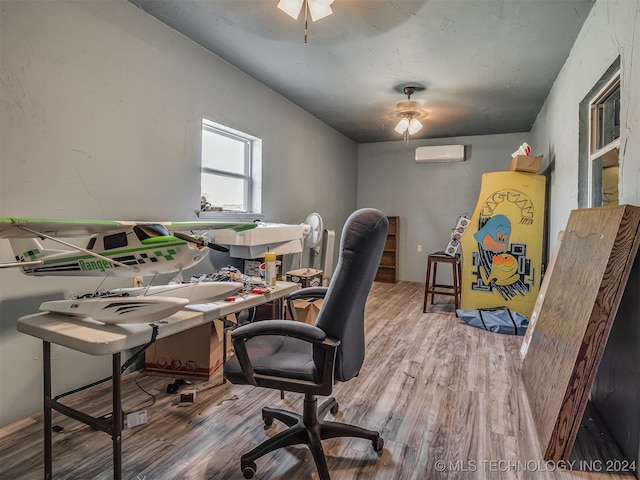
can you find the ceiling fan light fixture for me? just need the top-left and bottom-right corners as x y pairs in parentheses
(278, 0), (304, 19)
(278, 0), (334, 42)
(308, 0), (334, 21)
(394, 117), (410, 134)
(408, 117), (423, 135)
(391, 85), (426, 142)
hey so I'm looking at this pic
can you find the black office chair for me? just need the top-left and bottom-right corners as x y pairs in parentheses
(224, 208), (389, 480)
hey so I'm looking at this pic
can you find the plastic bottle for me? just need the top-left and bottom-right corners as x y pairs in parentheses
(264, 252), (277, 287)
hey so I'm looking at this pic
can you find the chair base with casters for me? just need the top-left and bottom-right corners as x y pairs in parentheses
(240, 393), (383, 479)
(224, 319), (384, 480)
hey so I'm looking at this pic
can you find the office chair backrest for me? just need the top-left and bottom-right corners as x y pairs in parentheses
(314, 208), (388, 382)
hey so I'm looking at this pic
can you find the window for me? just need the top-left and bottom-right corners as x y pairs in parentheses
(590, 76), (620, 154)
(133, 224), (171, 242)
(589, 72), (620, 207)
(200, 120), (262, 216)
(103, 232), (128, 250)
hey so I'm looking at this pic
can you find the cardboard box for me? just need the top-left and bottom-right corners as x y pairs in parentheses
(285, 299), (324, 325)
(144, 321), (233, 380)
(286, 268), (323, 288)
(255, 299), (283, 320)
(507, 154), (543, 173)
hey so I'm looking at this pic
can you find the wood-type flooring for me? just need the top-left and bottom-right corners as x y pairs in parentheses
(0, 282), (635, 480)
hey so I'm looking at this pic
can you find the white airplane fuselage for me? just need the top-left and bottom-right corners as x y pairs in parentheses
(10, 230), (209, 277)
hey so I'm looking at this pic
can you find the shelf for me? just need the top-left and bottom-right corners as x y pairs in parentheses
(375, 216), (399, 283)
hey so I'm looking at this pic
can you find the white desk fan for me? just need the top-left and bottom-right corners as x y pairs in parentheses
(301, 212), (334, 286)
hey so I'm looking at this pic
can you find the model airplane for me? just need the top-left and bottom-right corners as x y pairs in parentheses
(0, 217), (257, 323)
(0, 217), (256, 277)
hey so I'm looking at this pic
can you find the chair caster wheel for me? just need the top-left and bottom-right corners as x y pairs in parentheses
(242, 462), (257, 479)
(330, 402), (339, 415)
(373, 436), (384, 453)
(263, 415), (273, 428)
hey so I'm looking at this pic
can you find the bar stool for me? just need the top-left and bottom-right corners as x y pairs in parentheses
(423, 251), (461, 312)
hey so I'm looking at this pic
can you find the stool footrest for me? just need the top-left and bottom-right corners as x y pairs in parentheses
(428, 284), (457, 293)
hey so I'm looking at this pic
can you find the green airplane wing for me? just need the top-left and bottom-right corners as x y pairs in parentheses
(0, 217), (257, 239)
(169, 221), (257, 233)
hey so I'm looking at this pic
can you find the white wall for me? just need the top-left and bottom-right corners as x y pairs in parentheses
(530, 0), (640, 248)
(357, 132), (530, 282)
(0, 1), (357, 426)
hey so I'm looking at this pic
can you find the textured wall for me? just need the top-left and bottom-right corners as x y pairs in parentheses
(530, 0), (640, 251)
(357, 132), (530, 283)
(0, 0), (357, 426)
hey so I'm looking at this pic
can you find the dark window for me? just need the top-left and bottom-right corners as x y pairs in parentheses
(86, 237), (97, 250)
(133, 224), (171, 242)
(103, 232), (128, 250)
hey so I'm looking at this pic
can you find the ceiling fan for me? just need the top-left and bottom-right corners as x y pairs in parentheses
(392, 86), (428, 142)
(277, 0), (335, 42)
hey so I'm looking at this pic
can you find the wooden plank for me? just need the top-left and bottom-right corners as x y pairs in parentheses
(521, 204), (640, 462)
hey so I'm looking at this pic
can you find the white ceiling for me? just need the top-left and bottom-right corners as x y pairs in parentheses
(128, 0), (595, 143)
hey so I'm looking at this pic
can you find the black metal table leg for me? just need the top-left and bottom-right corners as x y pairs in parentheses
(41, 344), (124, 479)
(112, 352), (122, 480)
(43, 341), (52, 480)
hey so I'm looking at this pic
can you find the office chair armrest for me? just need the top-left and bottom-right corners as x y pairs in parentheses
(285, 287), (328, 321)
(286, 286), (328, 301)
(231, 319), (327, 344)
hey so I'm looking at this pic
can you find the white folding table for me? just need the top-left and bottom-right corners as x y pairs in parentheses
(17, 281), (299, 480)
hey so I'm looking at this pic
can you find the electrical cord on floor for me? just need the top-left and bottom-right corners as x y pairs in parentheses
(125, 369), (157, 413)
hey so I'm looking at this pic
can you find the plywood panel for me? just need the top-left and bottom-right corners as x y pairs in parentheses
(521, 205), (640, 461)
(520, 231), (564, 359)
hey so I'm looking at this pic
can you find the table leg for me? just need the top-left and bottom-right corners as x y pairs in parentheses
(112, 352), (122, 480)
(222, 319), (228, 384)
(43, 341), (52, 480)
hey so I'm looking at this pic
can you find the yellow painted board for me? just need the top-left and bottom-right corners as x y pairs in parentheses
(460, 171), (546, 317)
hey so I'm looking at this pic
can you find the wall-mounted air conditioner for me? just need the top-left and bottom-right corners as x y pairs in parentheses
(415, 145), (465, 163)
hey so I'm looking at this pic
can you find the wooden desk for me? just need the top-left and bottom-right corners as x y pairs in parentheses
(17, 281), (298, 480)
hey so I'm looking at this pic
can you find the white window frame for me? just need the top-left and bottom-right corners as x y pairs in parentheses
(200, 119), (262, 220)
(588, 71), (620, 207)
